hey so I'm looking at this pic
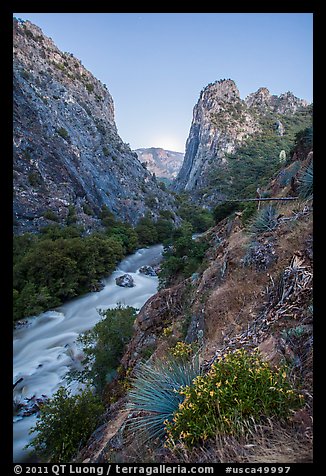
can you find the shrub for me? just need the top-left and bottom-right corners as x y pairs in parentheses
(298, 162), (313, 199)
(56, 127), (69, 140)
(66, 204), (77, 225)
(43, 210), (59, 222)
(213, 202), (238, 224)
(102, 146), (110, 157)
(85, 83), (94, 93)
(28, 171), (42, 187)
(127, 356), (201, 442)
(249, 205), (279, 234)
(159, 224), (208, 286)
(27, 387), (104, 462)
(169, 341), (194, 361)
(240, 202), (257, 225)
(82, 203), (94, 216)
(71, 305), (137, 394)
(165, 349), (304, 447)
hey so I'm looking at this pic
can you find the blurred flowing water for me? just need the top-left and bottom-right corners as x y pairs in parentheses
(13, 244), (163, 462)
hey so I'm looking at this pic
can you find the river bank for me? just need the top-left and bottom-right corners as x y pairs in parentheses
(13, 244), (163, 462)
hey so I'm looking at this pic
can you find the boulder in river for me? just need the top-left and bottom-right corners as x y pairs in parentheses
(115, 274), (135, 288)
(139, 265), (157, 276)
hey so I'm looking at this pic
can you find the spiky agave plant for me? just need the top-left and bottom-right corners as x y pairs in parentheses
(249, 204), (279, 234)
(298, 162), (313, 199)
(126, 355), (201, 442)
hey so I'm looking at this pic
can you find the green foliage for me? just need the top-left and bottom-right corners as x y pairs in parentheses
(135, 214), (159, 246)
(177, 196), (214, 232)
(159, 209), (174, 220)
(292, 126), (313, 154)
(213, 202), (239, 223)
(28, 171), (42, 187)
(298, 162), (313, 199)
(155, 219), (174, 243)
(208, 109), (312, 200)
(56, 127), (69, 140)
(165, 349), (304, 447)
(127, 356), (201, 442)
(249, 205), (279, 234)
(106, 223), (139, 255)
(82, 203), (94, 216)
(169, 341), (195, 361)
(27, 387), (104, 462)
(240, 202), (257, 225)
(43, 210), (59, 222)
(159, 223), (208, 287)
(99, 205), (116, 225)
(102, 146), (110, 157)
(145, 196), (157, 208)
(85, 83), (94, 93)
(66, 205), (77, 225)
(13, 230), (125, 321)
(72, 305), (137, 394)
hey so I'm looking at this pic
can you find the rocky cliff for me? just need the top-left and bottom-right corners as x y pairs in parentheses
(13, 19), (177, 233)
(134, 148), (184, 180)
(78, 139), (313, 463)
(174, 79), (310, 202)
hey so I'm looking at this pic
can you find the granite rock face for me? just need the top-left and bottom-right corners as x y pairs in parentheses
(13, 19), (177, 234)
(174, 79), (310, 199)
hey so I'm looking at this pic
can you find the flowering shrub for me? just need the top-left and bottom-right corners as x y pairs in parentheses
(170, 341), (194, 360)
(165, 348), (303, 447)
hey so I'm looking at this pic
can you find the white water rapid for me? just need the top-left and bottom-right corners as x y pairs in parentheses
(13, 244), (163, 462)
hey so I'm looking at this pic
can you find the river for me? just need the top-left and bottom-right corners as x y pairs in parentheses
(13, 244), (163, 462)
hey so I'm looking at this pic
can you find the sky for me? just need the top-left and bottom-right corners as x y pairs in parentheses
(13, 13), (313, 153)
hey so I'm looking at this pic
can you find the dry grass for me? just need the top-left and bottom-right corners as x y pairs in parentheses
(163, 419), (313, 463)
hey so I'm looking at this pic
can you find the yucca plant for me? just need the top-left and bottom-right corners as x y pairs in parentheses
(249, 204), (279, 234)
(126, 355), (201, 442)
(298, 162), (313, 199)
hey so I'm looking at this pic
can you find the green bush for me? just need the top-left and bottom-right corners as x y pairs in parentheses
(159, 223), (208, 287)
(82, 203), (94, 216)
(165, 349), (304, 447)
(56, 127), (69, 140)
(13, 232), (125, 321)
(72, 305), (137, 394)
(27, 387), (104, 462)
(43, 210), (59, 222)
(135, 214), (159, 246)
(28, 172), (42, 187)
(178, 201), (214, 232)
(102, 146), (110, 157)
(240, 202), (257, 225)
(213, 202), (238, 223)
(66, 204), (77, 225)
(85, 83), (94, 93)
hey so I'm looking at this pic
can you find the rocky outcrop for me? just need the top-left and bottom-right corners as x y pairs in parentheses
(174, 79), (310, 200)
(175, 79), (258, 193)
(245, 87), (308, 114)
(138, 265), (157, 276)
(134, 148), (184, 180)
(115, 274), (135, 288)
(13, 19), (177, 234)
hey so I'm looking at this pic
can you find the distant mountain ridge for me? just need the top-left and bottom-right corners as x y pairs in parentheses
(13, 19), (177, 233)
(134, 148), (184, 180)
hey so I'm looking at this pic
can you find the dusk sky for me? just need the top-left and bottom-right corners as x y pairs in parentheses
(13, 13), (313, 153)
